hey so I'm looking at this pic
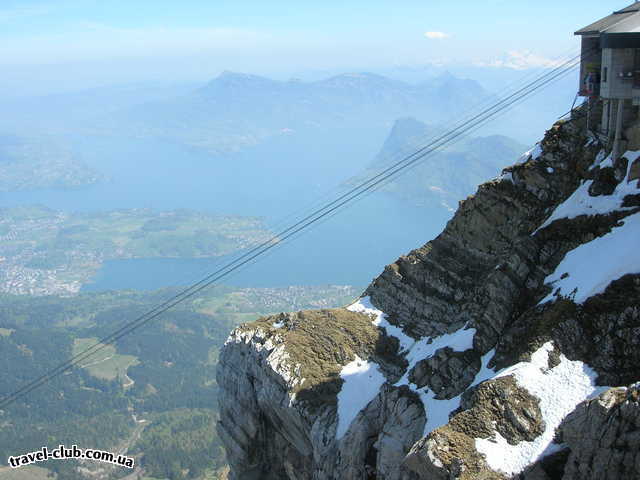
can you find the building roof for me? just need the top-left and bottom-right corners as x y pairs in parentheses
(614, 3), (640, 14)
(575, 2), (640, 35)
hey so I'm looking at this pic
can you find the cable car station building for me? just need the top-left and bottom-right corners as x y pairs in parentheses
(576, 2), (640, 158)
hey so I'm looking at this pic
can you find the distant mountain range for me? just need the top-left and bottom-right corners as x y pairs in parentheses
(353, 117), (526, 210)
(106, 71), (487, 154)
(0, 66), (579, 150)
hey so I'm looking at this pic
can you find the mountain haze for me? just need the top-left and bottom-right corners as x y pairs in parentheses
(108, 72), (487, 154)
(356, 117), (526, 210)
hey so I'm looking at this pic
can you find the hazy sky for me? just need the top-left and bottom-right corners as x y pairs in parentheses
(0, 1), (629, 96)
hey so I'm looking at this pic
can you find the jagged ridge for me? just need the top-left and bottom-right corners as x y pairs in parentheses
(216, 107), (640, 480)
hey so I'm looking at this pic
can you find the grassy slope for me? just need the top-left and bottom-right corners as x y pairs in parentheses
(73, 337), (139, 382)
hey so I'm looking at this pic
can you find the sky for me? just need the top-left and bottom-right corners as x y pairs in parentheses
(0, 1), (631, 96)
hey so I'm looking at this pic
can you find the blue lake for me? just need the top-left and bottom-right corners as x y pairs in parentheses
(1, 128), (453, 291)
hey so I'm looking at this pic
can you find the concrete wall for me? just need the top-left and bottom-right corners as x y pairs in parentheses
(600, 48), (635, 99)
(579, 39), (640, 141)
(601, 98), (638, 145)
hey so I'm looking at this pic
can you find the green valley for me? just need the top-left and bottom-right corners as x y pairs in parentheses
(0, 283), (360, 480)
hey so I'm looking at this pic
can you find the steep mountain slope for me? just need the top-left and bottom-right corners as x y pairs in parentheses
(216, 107), (640, 479)
(353, 117), (526, 211)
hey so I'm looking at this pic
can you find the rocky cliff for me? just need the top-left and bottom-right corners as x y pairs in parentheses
(216, 108), (640, 479)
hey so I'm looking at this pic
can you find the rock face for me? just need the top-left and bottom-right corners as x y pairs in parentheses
(216, 107), (640, 479)
(559, 384), (640, 479)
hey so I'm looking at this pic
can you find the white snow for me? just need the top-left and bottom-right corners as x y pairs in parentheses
(498, 171), (514, 183)
(470, 349), (499, 389)
(395, 327), (477, 386)
(411, 387), (463, 435)
(348, 297), (476, 380)
(536, 150), (639, 232)
(346, 303), (611, 471)
(496, 143), (544, 184)
(546, 167), (554, 174)
(345, 298), (610, 479)
(589, 150), (609, 171)
(599, 151), (614, 168)
(402, 349), (496, 435)
(335, 355), (387, 439)
(540, 211), (640, 304)
(347, 297), (415, 352)
(272, 320), (285, 329)
(516, 143), (543, 165)
(347, 297), (480, 436)
(394, 324), (477, 435)
(475, 342), (607, 476)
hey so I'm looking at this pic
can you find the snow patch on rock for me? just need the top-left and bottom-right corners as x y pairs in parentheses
(540, 211), (640, 304)
(348, 297), (483, 436)
(336, 355), (386, 439)
(588, 150), (609, 171)
(516, 143), (543, 165)
(498, 171), (514, 183)
(536, 150), (640, 232)
(405, 350), (496, 435)
(599, 151), (614, 169)
(396, 327), (477, 385)
(348, 297), (415, 352)
(475, 342), (607, 476)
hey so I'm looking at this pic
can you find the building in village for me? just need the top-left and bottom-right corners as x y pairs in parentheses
(576, 2), (640, 158)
